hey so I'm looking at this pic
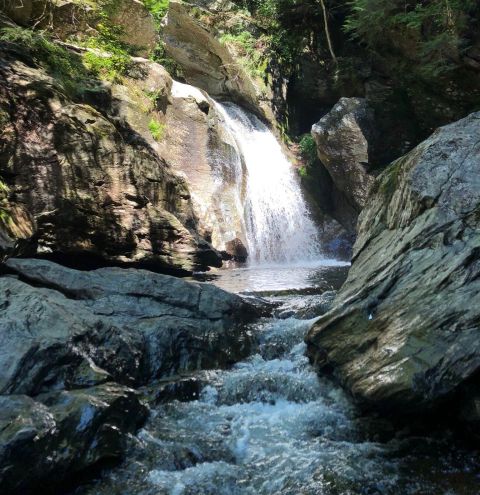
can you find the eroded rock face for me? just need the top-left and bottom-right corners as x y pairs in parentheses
(311, 97), (376, 217)
(161, 81), (249, 256)
(0, 44), (221, 273)
(2, 257), (261, 392)
(306, 112), (480, 420)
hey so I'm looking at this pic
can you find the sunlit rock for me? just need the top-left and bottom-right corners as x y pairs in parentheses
(307, 112), (480, 423)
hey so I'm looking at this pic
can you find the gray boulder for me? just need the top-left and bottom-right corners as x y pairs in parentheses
(2, 258), (261, 395)
(0, 384), (147, 494)
(306, 112), (480, 420)
(0, 257), (265, 492)
(311, 98), (376, 216)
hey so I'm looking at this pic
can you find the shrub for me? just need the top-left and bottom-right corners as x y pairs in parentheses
(149, 118), (166, 141)
(299, 133), (318, 166)
(344, 0), (478, 78)
(143, 0), (169, 27)
(82, 14), (132, 81)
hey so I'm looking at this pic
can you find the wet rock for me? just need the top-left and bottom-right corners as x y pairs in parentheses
(224, 238), (248, 262)
(306, 112), (480, 419)
(311, 97), (376, 217)
(0, 256), (265, 493)
(161, 81), (249, 255)
(3, 258), (261, 392)
(275, 291), (336, 320)
(0, 383), (147, 494)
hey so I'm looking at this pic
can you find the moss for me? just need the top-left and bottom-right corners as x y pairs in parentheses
(0, 179), (10, 224)
(376, 157), (405, 199)
(219, 30), (270, 80)
(0, 109), (10, 129)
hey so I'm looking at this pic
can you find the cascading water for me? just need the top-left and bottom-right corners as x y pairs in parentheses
(214, 102), (321, 265)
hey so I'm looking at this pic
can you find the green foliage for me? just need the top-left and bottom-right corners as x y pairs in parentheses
(299, 133), (317, 166)
(0, 27), (92, 96)
(149, 118), (166, 141)
(82, 13), (132, 81)
(297, 166), (308, 178)
(344, 0), (478, 78)
(220, 31), (269, 79)
(143, 0), (169, 26)
(0, 179), (10, 224)
(150, 41), (185, 80)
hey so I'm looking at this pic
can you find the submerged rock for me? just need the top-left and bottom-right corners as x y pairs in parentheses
(306, 112), (480, 422)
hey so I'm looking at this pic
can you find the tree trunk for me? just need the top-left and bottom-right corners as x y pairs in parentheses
(318, 0), (337, 64)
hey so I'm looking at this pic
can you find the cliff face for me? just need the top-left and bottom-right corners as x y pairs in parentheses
(0, 45), (222, 273)
(0, 1), (233, 273)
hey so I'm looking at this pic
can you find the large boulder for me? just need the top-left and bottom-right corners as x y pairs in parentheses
(311, 98), (376, 223)
(0, 41), (221, 273)
(0, 257), (264, 492)
(2, 257), (260, 394)
(0, 384), (147, 494)
(306, 112), (480, 421)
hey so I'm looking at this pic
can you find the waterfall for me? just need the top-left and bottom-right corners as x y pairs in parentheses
(215, 102), (321, 265)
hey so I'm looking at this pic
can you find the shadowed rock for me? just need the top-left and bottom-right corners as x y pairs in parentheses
(0, 257), (266, 492)
(311, 97), (376, 218)
(0, 384), (148, 494)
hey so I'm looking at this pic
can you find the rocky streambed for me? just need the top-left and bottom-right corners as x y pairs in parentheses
(63, 264), (479, 495)
(0, 259), (479, 494)
(0, 258), (264, 493)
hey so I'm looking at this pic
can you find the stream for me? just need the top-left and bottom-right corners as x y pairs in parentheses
(71, 263), (480, 495)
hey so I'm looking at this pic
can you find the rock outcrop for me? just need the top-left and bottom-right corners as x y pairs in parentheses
(0, 384), (147, 494)
(0, 257), (263, 492)
(306, 112), (480, 423)
(311, 98), (376, 223)
(2, 257), (260, 392)
(3, 0), (157, 57)
(163, 0), (275, 124)
(0, 38), (221, 273)
(161, 80), (249, 256)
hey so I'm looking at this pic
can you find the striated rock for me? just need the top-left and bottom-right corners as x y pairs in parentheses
(306, 112), (480, 419)
(161, 80), (249, 255)
(0, 42), (221, 273)
(0, 256), (265, 492)
(163, 0), (275, 124)
(311, 98), (376, 217)
(2, 257), (261, 394)
(0, 384), (147, 494)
